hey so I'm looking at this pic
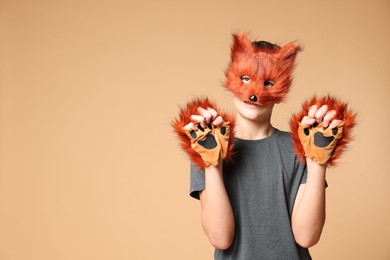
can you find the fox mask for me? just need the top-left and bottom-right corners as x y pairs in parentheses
(224, 33), (302, 106)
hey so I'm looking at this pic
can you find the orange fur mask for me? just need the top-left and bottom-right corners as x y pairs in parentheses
(224, 33), (302, 105)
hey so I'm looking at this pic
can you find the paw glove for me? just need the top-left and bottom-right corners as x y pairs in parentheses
(172, 98), (235, 169)
(290, 96), (356, 166)
(184, 122), (231, 167)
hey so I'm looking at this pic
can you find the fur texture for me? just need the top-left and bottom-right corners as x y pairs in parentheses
(172, 97), (236, 169)
(224, 33), (302, 105)
(290, 95), (357, 166)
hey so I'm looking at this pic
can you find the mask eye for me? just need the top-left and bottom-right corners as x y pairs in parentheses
(241, 75), (251, 84)
(264, 80), (275, 88)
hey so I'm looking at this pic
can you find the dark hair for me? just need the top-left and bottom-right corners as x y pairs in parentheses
(252, 41), (280, 51)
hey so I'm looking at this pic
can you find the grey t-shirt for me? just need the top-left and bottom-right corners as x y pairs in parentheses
(190, 128), (311, 260)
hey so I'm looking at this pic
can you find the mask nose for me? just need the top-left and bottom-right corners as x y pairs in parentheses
(249, 95), (258, 102)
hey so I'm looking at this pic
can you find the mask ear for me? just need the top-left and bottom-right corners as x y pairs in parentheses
(230, 33), (252, 61)
(279, 42), (302, 64)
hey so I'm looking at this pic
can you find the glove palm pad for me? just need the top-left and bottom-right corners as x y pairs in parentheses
(298, 121), (344, 164)
(184, 122), (230, 167)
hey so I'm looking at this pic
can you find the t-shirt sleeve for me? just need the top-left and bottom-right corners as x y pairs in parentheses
(301, 166), (307, 185)
(189, 163), (205, 200)
(294, 156), (308, 185)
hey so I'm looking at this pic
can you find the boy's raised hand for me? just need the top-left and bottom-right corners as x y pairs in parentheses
(184, 107), (225, 130)
(290, 96), (356, 166)
(300, 104), (343, 129)
(172, 98), (236, 169)
(183, 107), (231, 167)
(298, 104), (344, 165)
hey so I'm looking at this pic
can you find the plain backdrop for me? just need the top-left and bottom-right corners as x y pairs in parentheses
(1, 0), (389, 259)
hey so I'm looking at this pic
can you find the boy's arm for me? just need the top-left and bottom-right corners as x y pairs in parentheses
(291, 103), (330, 248)
(199, 163), (235, 250)
(172, 98), (236, 250)
(291, 159), (326, 248)
(290, 96), (356, 248)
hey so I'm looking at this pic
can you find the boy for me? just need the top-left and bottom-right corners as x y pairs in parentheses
(173, 33), (355, 259)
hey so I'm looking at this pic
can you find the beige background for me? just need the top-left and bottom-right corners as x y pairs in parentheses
(1, 0), (389, 259)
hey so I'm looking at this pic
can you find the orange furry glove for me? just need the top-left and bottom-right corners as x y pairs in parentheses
(184, 122), (231, 167)
(172, 98), (235, 169)
(297, 121), (344, 164)
(290, 96), (356, 166)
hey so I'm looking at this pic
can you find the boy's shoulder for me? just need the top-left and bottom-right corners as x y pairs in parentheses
(274, 128), (292, 141)
(274, 128), (295, 149)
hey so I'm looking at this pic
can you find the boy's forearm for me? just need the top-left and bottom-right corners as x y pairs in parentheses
(200, 163), (235, 250)
(292, 158), (327, 248)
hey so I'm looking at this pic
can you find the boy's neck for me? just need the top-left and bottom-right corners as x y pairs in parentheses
(234, 114), (274, 140)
